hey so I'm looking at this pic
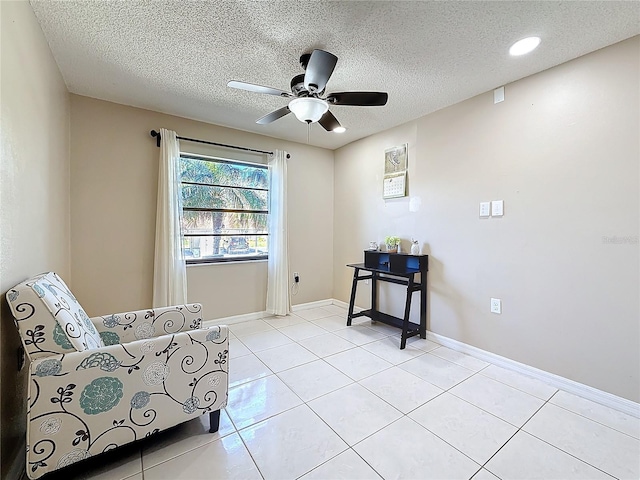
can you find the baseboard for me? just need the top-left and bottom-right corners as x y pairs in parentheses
(425, 331), (640, 419)
(331, 299), (363, 313)
(202, 298), (334, 327)
(203, 310), (266, 327)
(6, 439), (26, 480)
(291, 299), (334, 311)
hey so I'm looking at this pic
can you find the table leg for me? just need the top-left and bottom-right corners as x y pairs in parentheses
(400, 275), (414, 349)
(420, 272), (427, 339)
(371, 271), (378, 322)
(347, 268), (359, 326)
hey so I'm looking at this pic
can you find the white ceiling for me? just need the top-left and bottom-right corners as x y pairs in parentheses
(30, 1), (639, 150)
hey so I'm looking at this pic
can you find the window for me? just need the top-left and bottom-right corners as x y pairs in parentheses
(180, 154), (269, 263)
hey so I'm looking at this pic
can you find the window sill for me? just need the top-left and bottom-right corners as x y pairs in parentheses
(186, 258), (268, 267)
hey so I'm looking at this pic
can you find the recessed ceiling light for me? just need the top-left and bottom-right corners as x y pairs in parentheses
(333, 126), (346, 133)
(509, 37), (541, 56)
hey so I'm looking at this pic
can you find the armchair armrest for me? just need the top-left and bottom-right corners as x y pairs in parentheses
(91, 304), (203, 345)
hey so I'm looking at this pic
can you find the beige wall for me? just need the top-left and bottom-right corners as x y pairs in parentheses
(334, 37), (640, 402)
(70, 96), (334, 320)
(0, 2), (71, 476)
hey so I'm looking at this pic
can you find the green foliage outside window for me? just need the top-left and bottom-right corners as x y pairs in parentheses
(180, 156), (269, 262)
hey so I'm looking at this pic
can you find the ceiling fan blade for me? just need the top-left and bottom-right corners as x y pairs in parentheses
(318, 110), (341, 132)
(304, 50), (338, 93)
(256, 106), (291, 125)
(327, 92), (388, 106)
(228, 80), (292, 97)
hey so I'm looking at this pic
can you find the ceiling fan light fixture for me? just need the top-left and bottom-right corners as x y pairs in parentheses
(509, 36), (541, 56)
(288, 97), (329, 123)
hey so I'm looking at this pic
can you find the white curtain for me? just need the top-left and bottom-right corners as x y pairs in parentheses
(266, 150), (291, 316)
(152, 128), (187, 307)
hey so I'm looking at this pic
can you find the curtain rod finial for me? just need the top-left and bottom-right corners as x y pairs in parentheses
(150, 130), (161, 147)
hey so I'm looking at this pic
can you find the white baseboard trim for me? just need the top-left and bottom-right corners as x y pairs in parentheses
(425, 331), (640, 419)
(331, 299), (363, 312)
(202, 298), (335, 327)
(6, 440), (26, 480)
(291, 299), (334, 311)
(203, 310), (266, 327)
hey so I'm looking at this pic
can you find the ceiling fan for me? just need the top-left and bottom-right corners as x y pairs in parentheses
(228, 49), (388, 133)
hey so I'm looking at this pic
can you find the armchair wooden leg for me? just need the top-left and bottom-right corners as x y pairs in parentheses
(209, 409), (221, 433)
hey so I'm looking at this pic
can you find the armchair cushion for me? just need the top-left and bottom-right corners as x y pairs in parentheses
(7, 272), (104, 359)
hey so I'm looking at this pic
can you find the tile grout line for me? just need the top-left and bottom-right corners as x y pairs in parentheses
(231, 334), (326, 476)
(445, 369), (541, 429)
(286, 365), (414, 478)
(240, 315), (365, 479)
(291, 342), (500, 479)
(235, 427), (267, 479)
(471, 387), (554, 477)
(399, 368), (533, 477)
(476, 369), (559, 401)
(477, 389), (618, 480)
(518, 391), (626, 479)
(547, 401), (640, 441)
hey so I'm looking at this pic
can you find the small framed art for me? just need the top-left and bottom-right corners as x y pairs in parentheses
(384, 144), (408, 174)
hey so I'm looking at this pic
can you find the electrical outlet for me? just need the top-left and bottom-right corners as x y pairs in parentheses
(491, 298), (502, 314)
(293, 272), (300, 283)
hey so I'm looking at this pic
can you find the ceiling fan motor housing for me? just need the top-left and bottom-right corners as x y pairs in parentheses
(290, 74), (308, 96)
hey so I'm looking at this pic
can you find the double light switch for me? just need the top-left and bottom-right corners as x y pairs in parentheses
(480, 200), (504, 218)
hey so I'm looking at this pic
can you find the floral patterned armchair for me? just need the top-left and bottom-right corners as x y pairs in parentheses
(6, 272), (229, 479)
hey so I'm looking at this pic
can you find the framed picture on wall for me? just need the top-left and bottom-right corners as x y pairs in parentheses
(384, 144), (408, 174)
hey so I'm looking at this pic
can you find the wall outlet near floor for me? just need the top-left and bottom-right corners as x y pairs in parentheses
(293, 272), (300, 283)
(491, 298), (502, 314)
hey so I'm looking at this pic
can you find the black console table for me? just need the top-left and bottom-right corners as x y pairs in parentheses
(346, 251), (428, 349)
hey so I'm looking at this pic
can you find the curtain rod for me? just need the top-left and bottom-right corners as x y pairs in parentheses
(150, 130), (289, 158)
(150, 129), (271, 154)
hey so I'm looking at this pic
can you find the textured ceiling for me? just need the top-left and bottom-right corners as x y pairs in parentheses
(30, 1), (639, 150)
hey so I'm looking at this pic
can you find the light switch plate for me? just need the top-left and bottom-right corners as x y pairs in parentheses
(491, 298), (502, 314)
(480, 202), (490, 218)
(491, 200), (504, 216)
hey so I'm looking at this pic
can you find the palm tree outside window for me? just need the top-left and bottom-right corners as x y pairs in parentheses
(180, 154), (269, 263)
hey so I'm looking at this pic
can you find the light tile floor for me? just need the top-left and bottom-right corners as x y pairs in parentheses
(47, 306), (640, 480)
